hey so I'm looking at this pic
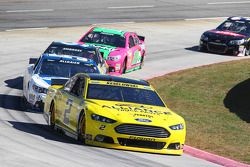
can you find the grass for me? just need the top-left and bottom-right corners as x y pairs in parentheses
(148, 59), (250, 164)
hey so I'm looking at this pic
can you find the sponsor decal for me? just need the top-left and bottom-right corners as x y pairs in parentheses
(129, 136), (156, 142)
(97, 46), (115, 52)
(106, 81), (138, 88)
(133, 113), (153, 118)
(212, 30), (245, 37)
(102, 104), (170, 116)
(135, 118), (152, 123)
(59, 60), (80, 64)
(62, 48), (82, 52)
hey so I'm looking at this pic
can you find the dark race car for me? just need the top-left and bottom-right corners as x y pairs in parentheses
(199, 17), (250, 56)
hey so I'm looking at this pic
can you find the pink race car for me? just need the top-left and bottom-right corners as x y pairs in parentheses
(78, 27), (146, 75)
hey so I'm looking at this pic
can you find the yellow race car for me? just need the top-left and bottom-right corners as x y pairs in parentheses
(43, 73), (186, 155)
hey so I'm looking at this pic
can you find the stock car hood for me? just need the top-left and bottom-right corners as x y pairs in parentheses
(85, 42), (124, 59)
(205, 29), (246, 41)
(87, 100), (184, 126)
(32, 74), (67, 88)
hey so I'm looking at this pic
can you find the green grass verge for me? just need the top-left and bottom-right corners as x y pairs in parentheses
(148, 59), (250, 164)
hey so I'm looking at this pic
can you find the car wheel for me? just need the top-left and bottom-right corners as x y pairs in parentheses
(50, 102), (55, 129)
(235, 46), (247, 57)
(245, 45), (250, 56)
(77, 112), (86, 143)
(121, 58), (127, 74)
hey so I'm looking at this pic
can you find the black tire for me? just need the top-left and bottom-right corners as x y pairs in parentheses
(121, 58), (127, 74)
(139, 55), (144, 69)
(77, 111), (86, 143)
(49, 102), (55, 129)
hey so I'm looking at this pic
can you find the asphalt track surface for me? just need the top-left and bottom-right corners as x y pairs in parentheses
(0, 1), (250, 167)
(0, 0), (250, 31)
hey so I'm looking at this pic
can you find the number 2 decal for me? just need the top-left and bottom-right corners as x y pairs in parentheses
(64, 98), (73, 125)
(99, 125), (106, 130)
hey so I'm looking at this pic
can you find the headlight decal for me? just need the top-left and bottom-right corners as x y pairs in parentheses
(91, 114), (116, 123)
(229, 39), (245, 45)
(169, 123), (184, 130)
(32, 84), (48, 93)
(201, 34), (208, 41)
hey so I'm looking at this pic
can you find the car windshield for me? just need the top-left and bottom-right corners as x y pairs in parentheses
(87, 84), (165, 107)
(81, 32), (126, 48)
(37, 59), (99, 77)
(217, 20), (250, 35)
(44, 44), (99, 63)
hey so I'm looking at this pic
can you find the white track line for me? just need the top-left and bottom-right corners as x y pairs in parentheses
(107, 5), (154, 9)
(5, 27), (48, 32)
(92, 21), (135, 25)
(208, 1), (250, 5)
(185, 17), (227, 21)
(6, 9), (54, 13)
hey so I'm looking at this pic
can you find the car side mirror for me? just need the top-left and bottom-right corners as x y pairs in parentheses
(28, 64), (34, 74)
(29, 58), (38, 64)
(137, 35), (145, 42)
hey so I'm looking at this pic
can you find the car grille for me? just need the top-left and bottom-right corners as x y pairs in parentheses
(117, 138), (166, 150)
(207, 42), (227, 53)
(115, 124), (170, 138)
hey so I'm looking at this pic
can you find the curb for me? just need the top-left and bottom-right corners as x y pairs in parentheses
(184, 145), (250, 167)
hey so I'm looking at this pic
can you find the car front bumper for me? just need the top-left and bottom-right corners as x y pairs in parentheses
(84, 118), (186, 155)
(200, 40), (245, 56)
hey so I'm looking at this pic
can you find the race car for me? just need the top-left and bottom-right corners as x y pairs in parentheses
(43, 73), (186, 155)
(78, 27), (146, 75)
(44, 41), (108, 74)
(199, 16), (250, 56)
(23, 54), (100, 110)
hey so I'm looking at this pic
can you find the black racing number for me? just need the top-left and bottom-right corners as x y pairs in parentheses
(99, 125), (106, 130)
(64, 98), (73, 125)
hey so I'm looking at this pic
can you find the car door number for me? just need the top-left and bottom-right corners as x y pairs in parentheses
(64, 98), (73, 125)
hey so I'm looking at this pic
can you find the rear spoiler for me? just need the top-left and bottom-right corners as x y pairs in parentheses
(29, 58), (38, 64)
(51, 79), (68, 86)
(138, 35), (145, 42)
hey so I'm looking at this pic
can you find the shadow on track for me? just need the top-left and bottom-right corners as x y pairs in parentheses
(185, 45), (235, 57)
(0, 94), (39, 113)
(4, 76), (23, 90)
(224, 78), (250, 123)
(0, 94), (25, 111)
(185, 45), (200, 52)
(9, 121), (81, 145)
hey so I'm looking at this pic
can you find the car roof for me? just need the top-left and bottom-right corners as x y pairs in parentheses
(78, 73), (149, 86)
(41, 53), (97, 65)
(92, 27), (126, 36)
(228, 16), (250, 22)
(48, 41), (97, 50)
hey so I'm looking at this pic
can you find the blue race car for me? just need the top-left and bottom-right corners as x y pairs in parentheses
(44, 41), (108, 74)
(23, 53), (100, 110)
